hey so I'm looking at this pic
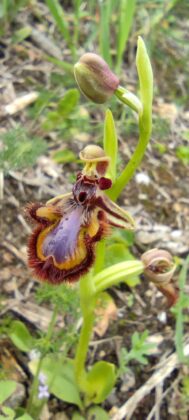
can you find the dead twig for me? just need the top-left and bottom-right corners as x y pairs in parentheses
(2, 240), (27, 265)
(4, 92), (39, 116)
(112, 336), (189, 420)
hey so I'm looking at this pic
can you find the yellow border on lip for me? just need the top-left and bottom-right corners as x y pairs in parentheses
(36, 210), (100, 270)
(36, 206), (60, 222)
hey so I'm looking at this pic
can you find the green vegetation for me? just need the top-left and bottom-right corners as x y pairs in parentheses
(0, 0), (188, 418)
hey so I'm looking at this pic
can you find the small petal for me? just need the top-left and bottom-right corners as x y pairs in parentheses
(79, 144), (110, 176)
(38, 383), (50, 400)
(98, 177), (112, 190)
(95, 195), (135, 231)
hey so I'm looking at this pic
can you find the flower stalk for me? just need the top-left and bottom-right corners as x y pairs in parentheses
(115, 85), (142, 114)
(94, 260), (144, 294)
(74, 273), (96, 391)
(74, 261), (145, 394)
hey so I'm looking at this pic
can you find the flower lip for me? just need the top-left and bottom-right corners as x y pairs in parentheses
(42, 206), (83, 264)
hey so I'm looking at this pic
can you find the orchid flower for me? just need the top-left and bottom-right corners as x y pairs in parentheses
(26, 145), (135, 284)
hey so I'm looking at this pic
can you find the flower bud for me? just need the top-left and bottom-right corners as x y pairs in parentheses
(141, 248), (178, 307)
(79, 144), (110, 175)
(74, 53), (119, 104)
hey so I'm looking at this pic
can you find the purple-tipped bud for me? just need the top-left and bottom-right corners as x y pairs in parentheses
(141, 248), (178, 307)
(74, 53), (119, 104)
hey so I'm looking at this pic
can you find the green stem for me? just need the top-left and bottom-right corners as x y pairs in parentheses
(27, 356), (44, 416)
(109, 110), (151, 201)
(115, 85), (142, 114)
(175, 255), (189, 364)
(0, 170), (4, 201)
(74, 273), (96, 390)
(93, 240), (106, 274)
(94, 261), (144, 294)
(27, 303), (59, 416)
(45, 304), (59, 342)
(109, 37), (153, 201)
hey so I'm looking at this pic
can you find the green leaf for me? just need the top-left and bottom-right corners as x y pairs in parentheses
(42, 111), (60, 131)
(85, 361), (116, 404)
(72, 413), (85, 420)
(0, 127), (47, 174)
(0, 380), (17, 404)
(17, 414), (34, 420)
(29, 356), (82, 408)
(103, 109), (117, 182)
(57, 89), (79, 117)
(45, 0), (70, 43)
(176, 146), (189, 165)
(12, 26), (32, 43)
(8, 320), (33, 352)
(53, 149), (76, 164)
(99, 0), (112, 65)
(87, 406), (109, 420)
(0, 406), (15, 420)
(131, 331), (148, 348)
(182, 130), (189, 142)
(116, 0), (136, 72)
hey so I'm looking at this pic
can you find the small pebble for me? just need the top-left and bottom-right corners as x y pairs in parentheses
(135, 172), (151, 186)
(157, 311), (167, 324)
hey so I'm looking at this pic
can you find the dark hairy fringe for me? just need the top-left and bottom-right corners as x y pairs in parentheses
(27, 211), (108, 284)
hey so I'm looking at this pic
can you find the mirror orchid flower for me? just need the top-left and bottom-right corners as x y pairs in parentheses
(26, 145), (135, 284)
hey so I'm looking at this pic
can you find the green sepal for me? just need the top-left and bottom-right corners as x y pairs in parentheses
(103, 109), (117, 182)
